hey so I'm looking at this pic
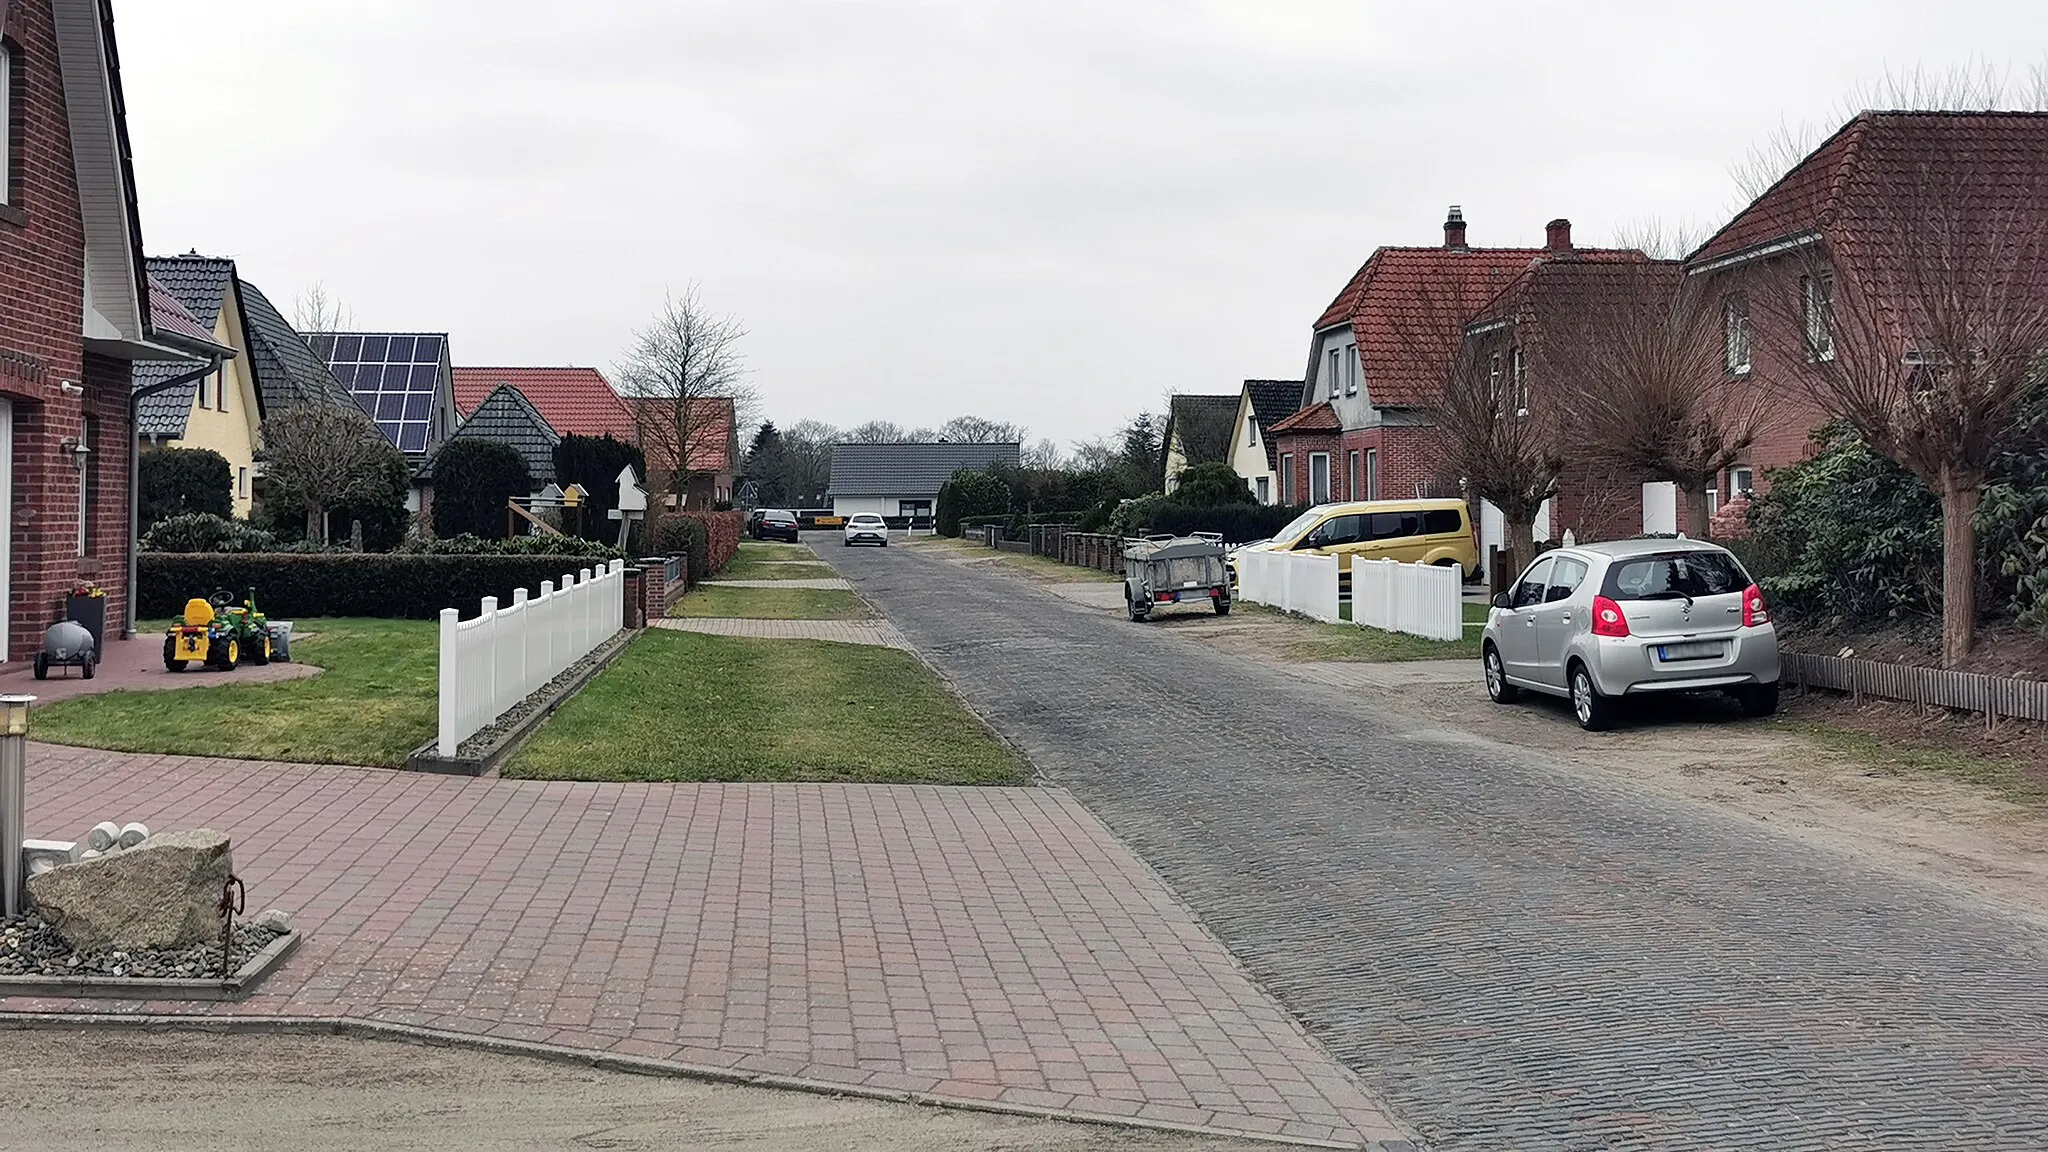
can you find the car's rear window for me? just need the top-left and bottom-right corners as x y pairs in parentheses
(851, 515), (884, 524)
(1422, 508), (1463, 535)
(1600, 550), (1750, 600)
(765, 511), (795, 522)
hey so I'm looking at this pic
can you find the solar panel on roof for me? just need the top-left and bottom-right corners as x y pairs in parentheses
(315, 333), (450, 454)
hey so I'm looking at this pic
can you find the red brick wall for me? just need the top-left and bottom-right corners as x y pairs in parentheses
(1269, 431), (1339, 504)
(1, 0), (120, 660)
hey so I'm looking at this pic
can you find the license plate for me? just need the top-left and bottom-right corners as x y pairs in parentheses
(1182, 580), (1199, 589)
(1658, 641), (1723, 661)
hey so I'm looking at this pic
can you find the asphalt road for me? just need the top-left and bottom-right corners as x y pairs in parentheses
(824, 538), (2048, 1152)
(2, 1029), (1265, 1152)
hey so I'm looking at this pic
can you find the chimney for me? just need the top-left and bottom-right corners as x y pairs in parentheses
(1545, 218), (1572, 252)
(1443, 205), (1467, 250)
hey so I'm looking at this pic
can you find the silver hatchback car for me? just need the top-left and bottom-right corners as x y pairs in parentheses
(1481, 539), (1781, 730)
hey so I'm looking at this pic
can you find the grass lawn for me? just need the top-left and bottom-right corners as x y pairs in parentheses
(32, 618), (435, 767)
(717, 557), (836, 581)
(669, 585), (866, 620)
(734, 541), (816, 562)
(1262, 601), (1488, 662)
(908, 535), (1120, 584)
(507, 630), (1028, 784)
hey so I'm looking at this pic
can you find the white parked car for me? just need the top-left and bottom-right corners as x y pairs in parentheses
(843, 513), (890, 547)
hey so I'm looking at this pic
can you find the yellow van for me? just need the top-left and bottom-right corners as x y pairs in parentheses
(1229, 498), (1478, 581)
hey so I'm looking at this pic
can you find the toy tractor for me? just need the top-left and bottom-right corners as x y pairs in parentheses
(163, 588), (272, 672)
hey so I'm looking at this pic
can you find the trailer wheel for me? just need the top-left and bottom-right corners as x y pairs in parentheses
(1214, 599), (1231, 616)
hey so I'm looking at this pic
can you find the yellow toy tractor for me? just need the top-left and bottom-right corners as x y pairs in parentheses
(164, 588), (273, 672)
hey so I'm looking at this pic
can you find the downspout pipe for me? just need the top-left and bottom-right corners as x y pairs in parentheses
(125, 356), (221, 639)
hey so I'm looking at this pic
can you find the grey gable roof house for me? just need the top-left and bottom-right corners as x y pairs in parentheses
(134, 256), (238, 439)
(419, 384), (559, 486)
(1245, 379), (1303, 470)
(238, 279), (364, 414)
(828, 442), (1021, 499)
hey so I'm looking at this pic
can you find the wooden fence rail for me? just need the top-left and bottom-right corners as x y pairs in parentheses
(1782, 652), (2048, 725)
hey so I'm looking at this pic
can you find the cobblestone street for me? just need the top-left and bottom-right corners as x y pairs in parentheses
(824, 540), (2048, 1151)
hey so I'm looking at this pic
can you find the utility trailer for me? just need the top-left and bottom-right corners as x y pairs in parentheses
(1122, 533), (1231, 622)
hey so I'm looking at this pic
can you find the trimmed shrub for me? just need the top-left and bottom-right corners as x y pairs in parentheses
(1170, 461), (1256, 507)
(398, 533), (622, 559)
(652, 513), (710, 586)
(1117, 500), (1307, 544)
(140, 512), (277, 554)
(255, 441), (412, 551)
(138, 553), (619, 619)
(682, 509), (744, 573)
(431, 439), (532, 540)
(936, 468), (1010, 537)
(139, 448), (232, 530)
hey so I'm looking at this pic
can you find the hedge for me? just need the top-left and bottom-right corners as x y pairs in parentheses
(139, 553), (625, 620)
(1132, 501), (1309, 544)
(683, 509), (744, 572)
(139, 448), (232, 531)
(651, 514), (710, 587)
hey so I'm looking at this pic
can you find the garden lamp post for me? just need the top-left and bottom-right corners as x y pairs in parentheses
(0, 694), (34, 918)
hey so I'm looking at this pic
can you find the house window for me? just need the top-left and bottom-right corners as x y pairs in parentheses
(1328, 349), (1341, 400)
(1724, 294), (1752, 374)
(1280, 454), (1294, 503)
(1488, 351), (1504, 410)
(1345, 346), (1359, 397)
(1365, 448), (1380, 501)
(1510, 346), (1528, 416)
(1309, 452), (1331, 504)
(238, 467), (248, 499)
(1802, 274), (1834, 362)
(1348, 450), (1360, 501)
(1729, 465), (1754, 497)
(1246, 419), (1257, 447)
(76, 417), (93, 556)
(0, 43), (12, 208)
(198, 372), (210, 409)
(1255, 476), (1270, 505)
(217, 369), (228, 413)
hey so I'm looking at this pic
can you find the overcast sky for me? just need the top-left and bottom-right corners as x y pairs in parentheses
(119, 1), (2047, 449)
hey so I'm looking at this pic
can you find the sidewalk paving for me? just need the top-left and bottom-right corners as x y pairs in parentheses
(3, 745), (1407, 1148)
(652, 617), (911, 649)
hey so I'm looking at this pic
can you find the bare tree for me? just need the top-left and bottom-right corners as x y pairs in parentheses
(1067, 435), (1121, 473)
(1551, 262), (1773, 539)
(1759, 149), (2048, 666)
(293, 282), (353, 335)
(260, 406), (399, 544)
(615, 285), (759, 504)
(1609, 218), (1708, 260)
(1434, 331), (1564, 576)
(937, 415), (1028, 443)
(781, 419), (839, 507)
(1020, 438), (1065, 470)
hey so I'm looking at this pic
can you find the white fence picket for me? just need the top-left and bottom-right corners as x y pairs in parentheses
(1352, 559), (1462, 641)
(436, 558), (627, 756)
(1235, 550), (1341, 623)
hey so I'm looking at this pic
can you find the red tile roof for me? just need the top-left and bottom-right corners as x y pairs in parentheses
(452, 367), (632, 439)
(1267, 401), (1340, 434)
(1316, 247), (1551, 408)
(626, 396), (737, 474)
(1691, 111), (2048, 265)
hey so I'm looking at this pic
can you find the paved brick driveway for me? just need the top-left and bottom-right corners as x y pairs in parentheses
(4, 744), (1405, 1148)
(823, 543), (2048, 1151)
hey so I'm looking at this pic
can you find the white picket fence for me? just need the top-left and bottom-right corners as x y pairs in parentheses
(437, 559), (626, 756)
(1351, 558), (1464, 641)
(1234, 549), (1341, 622)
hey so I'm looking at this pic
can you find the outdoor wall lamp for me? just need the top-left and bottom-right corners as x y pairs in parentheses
(61, 438), (91, 471)
(58, 380), (83, 396)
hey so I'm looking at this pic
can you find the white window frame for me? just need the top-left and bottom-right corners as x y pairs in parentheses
(1347, 450), (1360, 501)
(1309, 452), (1331, 504)
(1510, 346), (1529, 416)
(1729, 465), (1754, 497)
(1724, 294), (1752, 375)
(1365, 448), (1380, 501)
(1280, 455), (1294, 504)
(1255, 476), (1270, 505)
(76, 417), (92, 557)
(1803, 274), (1835, 362)
(1345, 346), (1359, 396)
(0, 45), (12, 207)
(238, 466), (248, 498)
(218, 368), (229, 413)
(1246, 418), (1257, 447)
(1328, 349), (1341, 400)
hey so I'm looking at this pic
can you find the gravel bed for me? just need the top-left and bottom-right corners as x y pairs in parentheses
(453, 632), (633, 759)
(0, 916), (285, 980)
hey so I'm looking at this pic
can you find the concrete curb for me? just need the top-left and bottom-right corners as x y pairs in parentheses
(0, 1012), (1381, 1149)
(0, 930), (301, 1001)
(405, 628), (640, 776)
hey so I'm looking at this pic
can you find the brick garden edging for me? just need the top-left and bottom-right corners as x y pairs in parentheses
(1784, 651), (2048, 726)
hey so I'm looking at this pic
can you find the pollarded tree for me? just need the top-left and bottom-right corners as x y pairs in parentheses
(259, 405), (405, 545)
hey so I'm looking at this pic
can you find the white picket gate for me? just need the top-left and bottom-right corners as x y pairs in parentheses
(1234, 549), (1341, 623)
(437, 558), (626, 755)
(1351, 558), (1463, 641)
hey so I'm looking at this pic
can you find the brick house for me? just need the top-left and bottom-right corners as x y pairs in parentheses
(625, 395), (739, 509)
(1269, 209), (1630, 531)
(1681, 111), (2048, 525)
(1, 0), (218, 661)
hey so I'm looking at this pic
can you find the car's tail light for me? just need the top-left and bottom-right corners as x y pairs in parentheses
(1591, 595), (1630, 638)
(1743, 583), (1770, 627)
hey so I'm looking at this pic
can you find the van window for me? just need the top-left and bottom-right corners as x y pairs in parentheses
(1601, 550), (1750, 600)
(1367, 511), (1420, 540)
(1422, 508), (1462, 535)
(1301, 514), (1362, 548)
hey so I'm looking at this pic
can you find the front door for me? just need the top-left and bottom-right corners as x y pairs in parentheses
(1496, 556), (1551, 682)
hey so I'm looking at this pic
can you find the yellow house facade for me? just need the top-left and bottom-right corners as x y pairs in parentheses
(136, 257), (262, 516)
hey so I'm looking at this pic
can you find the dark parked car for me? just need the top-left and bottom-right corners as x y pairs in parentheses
(753, 509), (800, 543)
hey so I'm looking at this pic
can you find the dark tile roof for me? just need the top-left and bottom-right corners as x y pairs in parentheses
(421, 384), (560, 484)
(1164, 393), (1240, 468)
(827, 441), (1021, 498)
(236, 279), (365, 416)
(145, 255), (235, 330)
(133, 359), (203, 439)
(1243, 379), (1302, 469)
(146, 275), (221, 347)
(1690, 111), (2048, 266)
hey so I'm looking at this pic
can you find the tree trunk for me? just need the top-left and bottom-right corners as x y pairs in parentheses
(1505, 515), (1537, 579)
(305, 502), (326, 546)
(1938, 474), (1981, 669)
(1682, 484), (1711, 539)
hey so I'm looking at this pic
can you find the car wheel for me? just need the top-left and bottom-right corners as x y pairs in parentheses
(1483, 644), (1519, 704)
(33, 653), (48, 680)
(164, 635), (187, 672)
(1738, 682), (1780, 718)
(1570, 663), (1614, 731)
(82, 658), (95, 680)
